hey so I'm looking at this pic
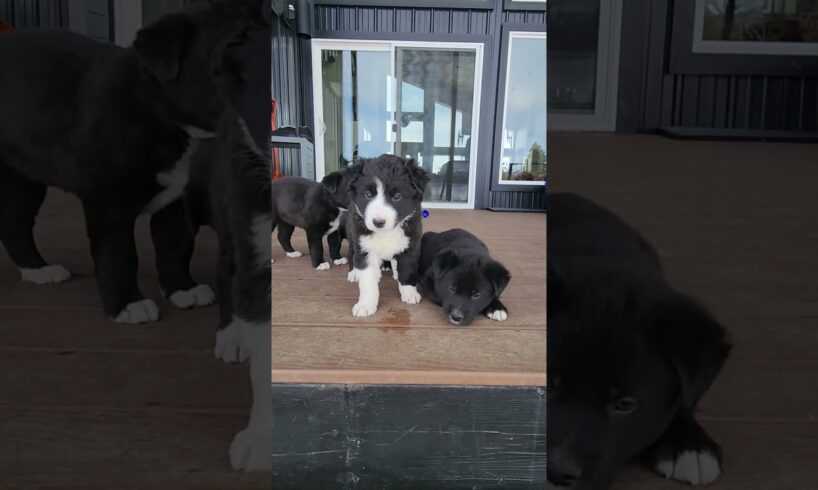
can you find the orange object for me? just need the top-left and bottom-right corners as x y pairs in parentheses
(271, 99), (283, 180)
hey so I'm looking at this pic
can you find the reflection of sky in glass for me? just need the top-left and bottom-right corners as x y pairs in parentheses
(402, 82), (424, 112)
(502, 36), (547, 165)
(433, 103), (465, 149)
(353, 52), (392, 158)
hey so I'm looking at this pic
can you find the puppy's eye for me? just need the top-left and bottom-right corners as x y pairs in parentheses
(392, 193), (402, 201)
(365, 191), (374, 199)
(609, 396), (639, 415)
(447, 284), (457, 293)
(471, 291), (481, 299)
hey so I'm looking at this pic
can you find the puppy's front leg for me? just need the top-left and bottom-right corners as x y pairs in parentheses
(484, 297), (509, 322)
(151, 198), (215, 309)
(82, 201), (158, 324)
(395, 252), (421, 305)
(307, 230), (329, 270)
(352, 251), (381, 317)
(327, 231), (347, 266)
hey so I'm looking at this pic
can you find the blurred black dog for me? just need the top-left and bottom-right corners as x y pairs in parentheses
(419, 228), (511, 326)
(270, 169), (355, 270)
(547, 193), (731, 489)
(0, 0), (269, 323)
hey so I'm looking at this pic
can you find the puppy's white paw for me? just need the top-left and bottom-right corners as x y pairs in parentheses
(654, 449), (722, 486)
(214, 322), (249, 363)
(399, 285), (422, 305)
(19, 265), (72, 285)
(111, 299), (159, 324)
(333, 257), (348, 266)
(285, 251), (302, 258)
(487, 309), (508, 322)
(352, 301), (377, 318)
(229, 423), (272, 472)
(168, 284), (215, 309)
(391, 260), (399, 281)
(316, 262), (331, 271)
(347, 269), (360, 283)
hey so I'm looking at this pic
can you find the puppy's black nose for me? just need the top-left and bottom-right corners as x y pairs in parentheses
(449, 313), (464, 323)
(373, 218), (386, 228)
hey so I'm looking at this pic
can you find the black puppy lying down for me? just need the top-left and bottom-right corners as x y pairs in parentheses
(419, 229), (511, 326)
(271, 170), (353, 270)
(547, 192), (731, 489)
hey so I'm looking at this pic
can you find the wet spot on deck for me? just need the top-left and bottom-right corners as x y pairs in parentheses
(380, 307), (410, 334)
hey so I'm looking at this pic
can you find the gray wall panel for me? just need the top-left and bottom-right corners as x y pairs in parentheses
(622, 0), (817, 134)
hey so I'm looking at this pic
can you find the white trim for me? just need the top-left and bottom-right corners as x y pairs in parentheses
(112, 0), (143, 47)
(692, 0), (818, 56)
(497, 31), (547, 186)
(550, 0), (622, 132)
(310, 38), (484, 210)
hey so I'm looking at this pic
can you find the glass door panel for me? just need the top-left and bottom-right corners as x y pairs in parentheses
(395, 48), (477, 204)
(320, 49), (392, 175)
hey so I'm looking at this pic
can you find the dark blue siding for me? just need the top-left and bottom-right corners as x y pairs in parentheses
(0, 0), (67, 29)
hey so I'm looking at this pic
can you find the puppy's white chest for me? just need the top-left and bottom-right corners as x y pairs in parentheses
(360, 228), (410, 260)
(327, 209), (345, 235)
(143, 138), (198, 214)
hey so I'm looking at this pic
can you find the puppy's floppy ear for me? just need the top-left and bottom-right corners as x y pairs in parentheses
(648, 293), (731, 409)
(134, 14), (197, 84)
(432, 249), (460, 279)
(483, 259), (511, 296)
(322, 171), (344, 193)
(344, 163), (364, 194)
(404, 158), (430, 195)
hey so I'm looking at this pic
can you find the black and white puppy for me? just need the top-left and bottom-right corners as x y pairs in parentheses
(207, 106), (272, 473)
(0, 0), (269, 323)
(270, 168), (354, 270)
(344, 155), (429, 317)
(419, 228), (511, 326)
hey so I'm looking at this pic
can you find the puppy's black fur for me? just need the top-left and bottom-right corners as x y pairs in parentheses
(270, 169), (354, 269)
(0, 0), (269, 323)
(419, 229), (511, 326)
(344, 155), (429, 317)
(547, 192), (731, 489)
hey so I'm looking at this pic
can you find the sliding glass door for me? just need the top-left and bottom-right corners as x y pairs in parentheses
(312, 40), (483, 208)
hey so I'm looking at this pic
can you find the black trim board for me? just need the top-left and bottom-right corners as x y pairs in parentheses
(657, 126), (818, 143)
(503, 0), (547, 12)
(272, 384), (547, 489)
(315, 0), (497, 9)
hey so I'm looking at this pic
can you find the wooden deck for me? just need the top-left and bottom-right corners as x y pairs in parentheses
(0, 191), (267, 489)
(271, 210), (547, 386)
(550, 133), (818, 490)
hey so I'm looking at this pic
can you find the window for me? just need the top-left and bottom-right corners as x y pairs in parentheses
(498, 32), (547, 185)
(693, 0), (818, 55)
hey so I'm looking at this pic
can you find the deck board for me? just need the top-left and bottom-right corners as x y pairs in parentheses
(0, 190), (265, 489)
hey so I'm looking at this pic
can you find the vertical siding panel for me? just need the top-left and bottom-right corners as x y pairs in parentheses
(697, 76), (715, 127)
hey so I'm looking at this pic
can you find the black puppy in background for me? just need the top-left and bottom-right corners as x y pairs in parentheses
(547, 192), (731, 489)
(419, 229), (511, 326)
(270, 168), (355, 270)
(0, 0), (269, 323)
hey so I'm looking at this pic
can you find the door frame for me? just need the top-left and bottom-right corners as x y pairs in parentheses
(549, 0), (623, 132)
(310, 38), (485, 209)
